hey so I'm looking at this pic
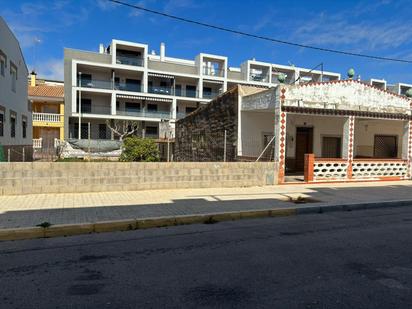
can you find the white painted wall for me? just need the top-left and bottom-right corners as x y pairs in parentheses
(286, 114), (346, 158)
(240, 111), (274, 157)
(354, 119), (404, 158)
(0, 17), (31, 147)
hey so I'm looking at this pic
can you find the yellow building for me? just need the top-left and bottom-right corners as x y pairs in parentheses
(28, 72), (64, 151)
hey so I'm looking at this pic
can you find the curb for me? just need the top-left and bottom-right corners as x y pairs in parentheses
(0, 199), (411, 242)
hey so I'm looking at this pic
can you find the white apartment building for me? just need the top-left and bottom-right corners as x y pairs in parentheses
(64, 39), (342, 140)
(0, 17), (31, 161)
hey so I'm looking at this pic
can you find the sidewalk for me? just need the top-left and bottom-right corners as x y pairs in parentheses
(1, 180), (412, 230)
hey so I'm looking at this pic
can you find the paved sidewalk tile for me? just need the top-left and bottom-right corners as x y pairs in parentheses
(0, 181), (412, 229)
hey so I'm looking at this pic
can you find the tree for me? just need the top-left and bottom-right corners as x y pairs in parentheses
(120, 136), (160, 162)
(106, 119), (140, 141)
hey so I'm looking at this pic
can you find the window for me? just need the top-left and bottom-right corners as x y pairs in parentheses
(125, 102), (140, 114)
(77, 98), (92, 113)
(79, 74), (92, 87)
(10, 114), (16, 138)
(0, 51), (6, 77)
(186, 85), (196, 98)
(175, 84), (182, 96)
(81, 123), (89, 139)
(0, 111), (4, 137)
(374, 135), (397, 158)
(125, 79), (141, 92)
(203, 87), (212, 97)
(185, 107), (197, 114)
(99, 124), (107, 139)
(10, 62), (17, 92)
(322, 137), (342, 158)
(22, 119), (27, 138)
(146, 126), (158, 135)
(147, 104), (157, 112)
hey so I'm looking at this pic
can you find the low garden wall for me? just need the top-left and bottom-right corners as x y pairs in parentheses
(0, 162), (278, 195)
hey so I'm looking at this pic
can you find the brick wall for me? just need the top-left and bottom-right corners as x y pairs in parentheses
(175, 86), (239, 161)
(0, 162), (277, 195)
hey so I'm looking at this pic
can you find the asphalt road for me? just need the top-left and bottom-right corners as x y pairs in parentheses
(1, 206), (412, 309)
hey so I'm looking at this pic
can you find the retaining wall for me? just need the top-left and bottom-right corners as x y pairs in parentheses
(0, 162), (278, 195)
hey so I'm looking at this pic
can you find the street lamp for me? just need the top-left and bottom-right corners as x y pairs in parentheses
(78, 71), (82, 140)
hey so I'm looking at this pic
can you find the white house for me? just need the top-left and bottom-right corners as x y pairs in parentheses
(240, 80), (412, 183)
(0, 17), (31, 161)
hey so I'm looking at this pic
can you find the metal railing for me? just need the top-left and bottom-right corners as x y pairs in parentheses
(148, 86), (173, 95)
(78, 79), (113, 90)
(116, 55), (144, 67)
(33, 113), (62, 123)
(175, 89), (199, 98)
(203, 91), (222, 99)
(116, 110), (172, 119)
(114, 83), (142, 92)
(250, 74), (270, 82)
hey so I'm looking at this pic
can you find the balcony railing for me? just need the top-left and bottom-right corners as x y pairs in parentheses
(78, 79), (113, 90)
(33, 112), (62, 123)
(250, 74), (269, 82)
(203, 91), (222, 99)
(148, 86), (173, 96)
(117, 110), (171, 119)
(114, 83), (142, 92)
(202, 66), (225, 77)
(80, 105), (112, 115)
(175, 89), (198, 98)
(33, 138), (42, 149)
(116, 55), (144, 67)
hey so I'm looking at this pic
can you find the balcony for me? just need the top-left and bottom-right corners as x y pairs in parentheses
(33, 112), (62, 123)
(202, 90), (222, 99)
(175, 88), (199, 98)
(116, 55), (144, 67)
(114, 83), (142, 92)
(249, 74), (269, 83)
(78, 78), (113, 90)
(202, 65), (224, 77)
(148, 86), (173, 96)
(117, 110), (171, 119)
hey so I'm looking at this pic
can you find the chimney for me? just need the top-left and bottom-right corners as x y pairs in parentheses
(160, 42), (165, 61)
(30, 71), (37, 87)
(99, 43), (105, 54)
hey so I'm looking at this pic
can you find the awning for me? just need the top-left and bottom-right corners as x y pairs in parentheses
(148, 72), (175, 79)
(116, 94), (173, 103)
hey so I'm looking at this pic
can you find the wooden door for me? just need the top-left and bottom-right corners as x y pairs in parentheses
(295, 127), (313, 171)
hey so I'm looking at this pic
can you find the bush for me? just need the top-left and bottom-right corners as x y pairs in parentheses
(120, 137), (160, 162)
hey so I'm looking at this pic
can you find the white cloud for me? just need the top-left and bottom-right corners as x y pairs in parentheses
(33, 58), (64, 81)
(290, 8), (412, 52)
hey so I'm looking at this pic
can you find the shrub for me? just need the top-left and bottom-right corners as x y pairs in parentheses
(120, 136), (160, 162)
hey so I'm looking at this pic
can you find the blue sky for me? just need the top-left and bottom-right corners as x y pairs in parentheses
(2, 0), (412, 84)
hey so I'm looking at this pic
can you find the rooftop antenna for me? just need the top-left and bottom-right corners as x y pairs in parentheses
(32, 37), (42, 73)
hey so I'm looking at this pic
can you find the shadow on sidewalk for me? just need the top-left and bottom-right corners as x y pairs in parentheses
(1, 183), (412, 229)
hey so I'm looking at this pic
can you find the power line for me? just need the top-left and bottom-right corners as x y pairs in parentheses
(107, 0), (412, 64)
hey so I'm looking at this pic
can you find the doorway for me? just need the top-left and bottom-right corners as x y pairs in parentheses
(295, 127), (313, 171)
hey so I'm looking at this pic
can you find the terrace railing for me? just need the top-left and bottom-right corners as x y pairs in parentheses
(304, 154), (409, 182)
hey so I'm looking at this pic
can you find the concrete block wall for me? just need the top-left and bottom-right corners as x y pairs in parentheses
(0, 162), (277, 195)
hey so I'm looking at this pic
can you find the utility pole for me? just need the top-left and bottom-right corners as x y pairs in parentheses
(78, 72), (82, 140)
